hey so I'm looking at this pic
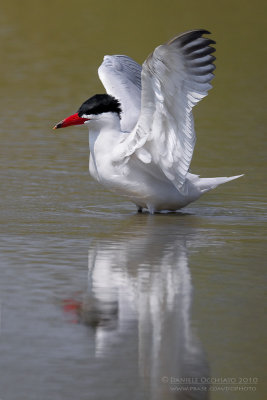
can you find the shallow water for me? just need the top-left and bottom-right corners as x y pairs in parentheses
(0, 1), (266, 399)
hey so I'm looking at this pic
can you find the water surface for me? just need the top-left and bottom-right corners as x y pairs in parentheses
(0, 1), (266, 399)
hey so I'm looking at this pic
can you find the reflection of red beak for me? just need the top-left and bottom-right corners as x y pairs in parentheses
(62, 298), (82, 324)
(53, 113), (89, 129)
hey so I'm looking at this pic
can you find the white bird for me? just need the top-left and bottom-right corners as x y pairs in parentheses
(53, 29), (243, 214)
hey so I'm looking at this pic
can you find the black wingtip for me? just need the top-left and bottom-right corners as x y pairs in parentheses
(180, 29), (212, 46)
(168, 29), (212, 47)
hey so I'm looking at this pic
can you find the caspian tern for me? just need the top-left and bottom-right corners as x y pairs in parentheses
(53, 29), (243, 214)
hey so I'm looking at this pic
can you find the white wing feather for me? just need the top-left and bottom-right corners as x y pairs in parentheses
(98, 55), (142, 132)
(118, 30), (216, 191)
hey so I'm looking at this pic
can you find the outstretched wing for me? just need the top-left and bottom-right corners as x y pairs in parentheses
(118, 30), (216, 191)
(98, 55), (142, 132)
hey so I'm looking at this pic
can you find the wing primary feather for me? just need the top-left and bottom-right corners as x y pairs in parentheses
(191, 55), (216, 67)
(189, 64), (216, 76)
(186, 46), (216, 60)
(183, 39), (216, 55)
(169, 29), (211, 47)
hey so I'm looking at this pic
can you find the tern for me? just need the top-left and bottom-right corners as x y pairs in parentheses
(53, 29), (243, 214)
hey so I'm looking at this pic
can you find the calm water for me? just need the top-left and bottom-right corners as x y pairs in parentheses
(0, 1), (266, 399)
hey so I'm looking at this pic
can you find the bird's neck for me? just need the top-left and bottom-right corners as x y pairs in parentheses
(88, 112), (121, 132)
(88, 113), (126, 184)
(88, 112), (123, 160)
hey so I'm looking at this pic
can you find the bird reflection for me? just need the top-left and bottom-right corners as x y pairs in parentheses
(64, 215), (210, 399)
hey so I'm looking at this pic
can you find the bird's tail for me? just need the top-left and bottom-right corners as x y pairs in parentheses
(196, 174), (244, 193)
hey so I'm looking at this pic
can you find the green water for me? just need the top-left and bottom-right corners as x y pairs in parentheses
(0, 1), (266, 399)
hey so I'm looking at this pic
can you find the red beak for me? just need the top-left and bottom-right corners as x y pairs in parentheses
(53, 113), (89, 129)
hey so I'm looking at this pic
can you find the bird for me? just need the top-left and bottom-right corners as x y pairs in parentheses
(53, 29), (243, 214)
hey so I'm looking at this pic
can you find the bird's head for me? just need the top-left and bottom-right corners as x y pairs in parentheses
(53, 94), (122, 130)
